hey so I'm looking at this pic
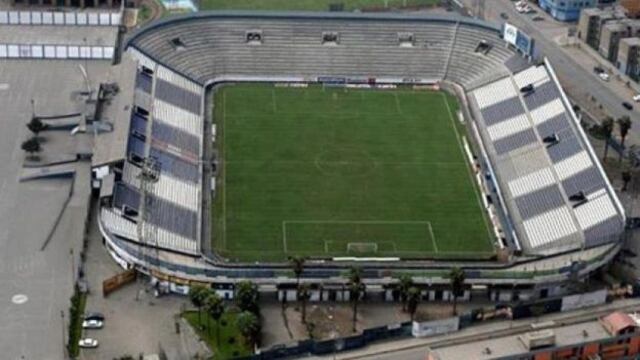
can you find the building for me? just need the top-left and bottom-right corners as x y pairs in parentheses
(538, 0), (597, 22)
(10, 0), (123, 8)
(577, 7), (622, 49)
(598, 19), (640, 62)
(617, 37), (640, 81)
(622, 0), (640, 19)
(425, 311), (640, 359)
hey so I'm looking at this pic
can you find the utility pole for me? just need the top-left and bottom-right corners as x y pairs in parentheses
(60, 310), (66, 357)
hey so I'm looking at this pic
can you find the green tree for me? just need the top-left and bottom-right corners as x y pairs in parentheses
(407, 286), (420, 322)
(205, 292), (225, 345)
(189, 285), (209, 326)
(26, 116), (48, 136)
(289, 256), (306, 287)
(21, 137), (42, 160)
(602, 116), (615, 161)
(237, 311), (260, 348)
(449, 267), (466, 316)
(235, 280), (260, 315)
(348, 266), (365, 333)
(297, 283), (311, 324)
(396, 274), (413, 312)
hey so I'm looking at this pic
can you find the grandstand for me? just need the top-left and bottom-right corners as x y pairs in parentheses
(92, 11), (625, 293)
(469, 63), (625, 256)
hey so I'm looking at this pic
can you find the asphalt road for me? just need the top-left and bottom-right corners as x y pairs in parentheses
(462, 0), (640, 137)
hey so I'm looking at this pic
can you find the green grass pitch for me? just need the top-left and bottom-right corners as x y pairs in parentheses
(199, 0), (440, 12)
(212, 84), (494, 262)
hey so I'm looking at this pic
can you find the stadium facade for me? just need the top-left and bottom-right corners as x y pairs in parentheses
(93, 11), (626, 302)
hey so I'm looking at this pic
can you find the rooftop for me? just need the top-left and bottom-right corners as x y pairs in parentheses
(0, 24), (117, 45)
(428, 318), (612, 359)
(92, 54), (137, 167)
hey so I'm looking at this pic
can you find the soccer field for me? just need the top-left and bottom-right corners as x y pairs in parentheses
(212, 84), (494, 262)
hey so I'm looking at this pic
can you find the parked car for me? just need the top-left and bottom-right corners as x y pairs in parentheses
(532, 16), (544, 21)
(82, 319), (103, 329)
(500, 12), (509, 19)
(593, 66), (605, 74)
(599, 72), (610, 81)
(633, 94), (640, 102)
(78, 338), (99, 348)
(84, 312), (105, 322)
(623, 101), (634, 111)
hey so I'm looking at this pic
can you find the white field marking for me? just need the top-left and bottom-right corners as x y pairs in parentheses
(427, 222), (438, 253)
(394, 92), (402, 114)
(283, 221), (288, 253)
(441, 94), (494, 248)
(222, 91), (227, 250)
(283, 220), (432, 254)
(324, 240), (333, 253)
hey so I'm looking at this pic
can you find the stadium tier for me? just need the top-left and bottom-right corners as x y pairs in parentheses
(469, 63), (625, 255)
(93, 11), (624, 286)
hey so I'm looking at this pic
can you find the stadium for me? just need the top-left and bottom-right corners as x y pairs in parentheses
(94, 11), (626, 301)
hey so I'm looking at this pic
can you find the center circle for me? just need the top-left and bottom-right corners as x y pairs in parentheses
(11, 294), (28, 305)
(315, 148), (376, 176)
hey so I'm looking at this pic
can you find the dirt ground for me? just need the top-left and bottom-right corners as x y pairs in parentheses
(272, 301), (488, 342)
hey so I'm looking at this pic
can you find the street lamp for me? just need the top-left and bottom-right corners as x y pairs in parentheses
(60, 310), (67, 357)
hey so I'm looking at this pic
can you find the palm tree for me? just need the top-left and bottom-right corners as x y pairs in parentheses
(407, 286), (420, 322)
(205, 292), (225, 345)
(449, 267), (466, 316)
(348, 266), (365, 333)
(622, 169), (632, 192)
(237, 311), (260, 348)
(235, 280), (260, 315)
(297, 283), (311, 324)
(602, 116), (615, 162)
(618, 116), (633, 161)
(26, 117), (48, 137)
(189, 285), (209, 326)
(21, 137), (41, 160)
(289, 256), (306, 287)
(618, 116), (632, 148)
(396, 275), (413, 312)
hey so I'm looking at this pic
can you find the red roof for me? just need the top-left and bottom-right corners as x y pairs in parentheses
(601, 312), (638, 335)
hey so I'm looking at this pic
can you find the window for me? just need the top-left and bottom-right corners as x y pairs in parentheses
(245, 30), (263, 44)
(398, 32), (415, 47)
(322, 32), (339, 45)
(169, 37), (186, 50)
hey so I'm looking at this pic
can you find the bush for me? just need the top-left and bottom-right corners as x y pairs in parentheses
(67, 287), (87, 357)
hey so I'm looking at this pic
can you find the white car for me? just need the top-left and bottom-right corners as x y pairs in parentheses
(633, 94), (640, 102)
(82, 319), (103, 329)
(78, 338), (99, 348)
(599, 72), (610, 81)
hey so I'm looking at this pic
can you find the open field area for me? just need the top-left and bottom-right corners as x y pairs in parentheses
(198, 0), (441, 11)
(212, 84), (494, 262)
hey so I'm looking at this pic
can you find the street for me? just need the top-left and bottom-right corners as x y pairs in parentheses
(460, 0), (640, 143)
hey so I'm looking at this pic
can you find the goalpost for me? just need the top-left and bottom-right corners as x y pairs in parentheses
(346, 242), (379, 254)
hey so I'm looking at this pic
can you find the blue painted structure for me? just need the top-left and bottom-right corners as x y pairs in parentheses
(538, 0), (597, 21)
